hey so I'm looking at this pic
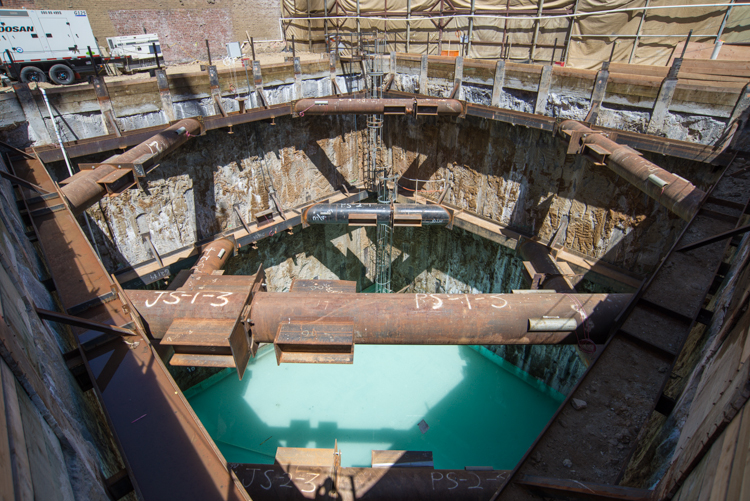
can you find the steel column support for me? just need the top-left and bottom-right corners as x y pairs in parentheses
(127, 290), (630, 344)
(155, 70), (176, 122)
(419, 54), (428, 93)
(491, 60), (506, 107)
(560, 120), (705, 221)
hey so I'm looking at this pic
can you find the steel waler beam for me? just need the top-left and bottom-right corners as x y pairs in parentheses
(560, 120), (705, 221)
(60, 118), (202, 215)
(302, 203), (451, 227)
(517, 238), (576, 293)
(294, 98), (463, 116)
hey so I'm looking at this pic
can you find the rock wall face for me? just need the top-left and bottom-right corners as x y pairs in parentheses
(386, 114), (718, 276)
(85, 114), (362, 272)
(0, 159), (121, 499)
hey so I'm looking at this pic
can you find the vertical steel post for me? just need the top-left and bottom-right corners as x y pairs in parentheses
(205, 39), (212, 66)
(406, 0), (412, 53)
(628, 0), (649, 64)
(467, 0), (476, 56)
(307, 0), (313, 50)
(563, 0), (580, 65)
(324, 0), (329, 52)
(715, 0), (735, 43)
(530, 0), (545, 62)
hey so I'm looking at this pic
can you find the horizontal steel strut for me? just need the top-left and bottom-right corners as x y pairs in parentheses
(127, 288), (629, 346)
(60, 118), (202, 215)
(560, 120), (705, 221)
(303, 203), (452, 227)
(294, 97), (463, 116)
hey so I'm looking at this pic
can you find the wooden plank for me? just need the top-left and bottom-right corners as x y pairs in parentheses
(0, 359), (33, 501)
(681, 58), (750, 78)
(726, 400), (750, 501)
(371, 450), (433, 468)
(739, 406), (750, 501)
(275, 447), (334, 467)
(708, 409), (742, 501)
(609, 63), (668, 78)
(680, 439), (714, 501)
(696, 431), (725, 501)
(0, 359), (15, 501)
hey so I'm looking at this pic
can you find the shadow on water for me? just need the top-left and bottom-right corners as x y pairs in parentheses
(187, 343), (561, 471)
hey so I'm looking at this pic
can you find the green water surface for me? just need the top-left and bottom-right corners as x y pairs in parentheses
(187, 344), (561, 470)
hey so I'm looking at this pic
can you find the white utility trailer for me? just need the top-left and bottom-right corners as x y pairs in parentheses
(0, 8), (128, 84)
(106, 34), (163, 74)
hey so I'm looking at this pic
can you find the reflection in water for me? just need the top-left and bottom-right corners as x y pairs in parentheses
(188, 344), (561, 469)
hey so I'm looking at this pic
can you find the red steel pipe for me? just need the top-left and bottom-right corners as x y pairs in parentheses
(560, 120), (705, 221)
(191, 238), (235, 275)
(127, 290), (629, 344)
(294, 98), (463, 116)
(61, 118), (202, 215)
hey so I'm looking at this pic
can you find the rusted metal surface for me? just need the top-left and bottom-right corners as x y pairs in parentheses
(13, 155), (251, 500)
(232, 463), (510, 500)
(248, 292), (629, 346)
(129, 290), (628, 344)
(60, 118), (201, 215)
(191, 237), (235, 275)
(294, 98), (463, 116)
(560, 120), (705, 221)
(302, 203), (450, 227)
(127, 288), (252, 340)
(517, 239), (576, 293)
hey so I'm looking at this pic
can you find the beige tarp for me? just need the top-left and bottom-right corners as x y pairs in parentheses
(281, 0), (750, 69)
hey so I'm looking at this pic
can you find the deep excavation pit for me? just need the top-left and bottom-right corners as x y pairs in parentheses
(60, 106), (713, 476)
(5, 51), (745, 498)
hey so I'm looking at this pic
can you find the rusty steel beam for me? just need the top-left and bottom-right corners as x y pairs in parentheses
(302, 203), (451, 226)
(60, 119), (201, 215)
(294, 97), (463, 116)
(233, 463), (510, 500)
(127, 290), (629, 345)
(560, 120), (706, 221)
(517, 239), (575, 293)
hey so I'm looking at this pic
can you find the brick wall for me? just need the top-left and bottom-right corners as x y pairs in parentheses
(109, 9), (235, 63)
(1, 0), (282, 62)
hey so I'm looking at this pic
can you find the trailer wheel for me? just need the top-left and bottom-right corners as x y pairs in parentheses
(48, 64), (75, 85)
(19, 66), (47, 84)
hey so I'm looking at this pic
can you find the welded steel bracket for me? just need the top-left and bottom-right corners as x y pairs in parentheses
(491, 60), (506, 108)
(253, 61), (269, 108)
(585, 63), (610, 125)
(274, 318), (354, 365)
(155, 69), (176, 122)
(534, 65), (553, 115)
(646, 58), (682, 135)
(92, 77), (122, 137)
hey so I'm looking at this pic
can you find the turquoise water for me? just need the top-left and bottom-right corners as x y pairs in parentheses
(187, 344), (562, 470)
